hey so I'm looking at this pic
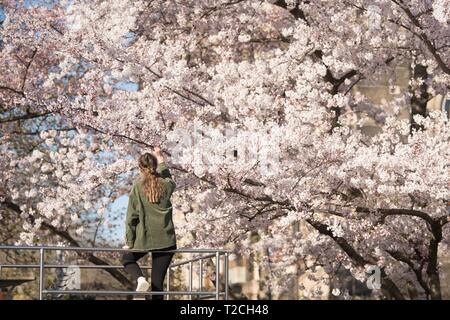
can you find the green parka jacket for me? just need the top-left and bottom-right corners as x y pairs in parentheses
(125, 162), (177, 250)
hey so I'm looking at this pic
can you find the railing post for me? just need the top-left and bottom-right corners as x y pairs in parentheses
(39, 248), (45, 300)
(215, 251), (220, 300)
(189, 261), (193, 297)
(198, 258), (203, 300)
(166, 268), (170, 301)
(224, 252), (229, 300)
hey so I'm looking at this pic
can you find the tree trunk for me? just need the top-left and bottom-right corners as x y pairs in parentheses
(427, 223), (443, 300)
(410, 63), (430, 133)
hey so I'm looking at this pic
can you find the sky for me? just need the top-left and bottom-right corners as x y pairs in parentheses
(0, 7), (5, 23)
(102, 195), (128, 245)
(23, 0), (59, 9)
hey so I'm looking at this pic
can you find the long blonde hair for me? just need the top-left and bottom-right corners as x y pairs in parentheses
(138, 153), (165, 203)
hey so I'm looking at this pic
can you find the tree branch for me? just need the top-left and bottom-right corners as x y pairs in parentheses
(390, 0), (450, 75)
(21, 48), (38, 93)
(0, 111), (52, 124)
(0, 86), (26, 97)
(385, 249), (430, 298)
(272, 0), (308, 22)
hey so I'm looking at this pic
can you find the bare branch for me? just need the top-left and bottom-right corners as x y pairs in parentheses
(0, 111), (52, 124)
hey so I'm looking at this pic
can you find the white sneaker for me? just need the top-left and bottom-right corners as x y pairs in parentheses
(136, 277), (150, 292)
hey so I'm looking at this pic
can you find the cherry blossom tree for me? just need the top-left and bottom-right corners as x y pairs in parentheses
(1, 0), (449, 299)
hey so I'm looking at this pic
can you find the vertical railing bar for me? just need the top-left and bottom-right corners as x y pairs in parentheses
(199, 258), (203, 300)
(224, 252), (229, 300)
(39, 248), (44, 300)
(189, 261), (193, 294)
(166, 267), (170, 300)
(215, 251), (220, 300)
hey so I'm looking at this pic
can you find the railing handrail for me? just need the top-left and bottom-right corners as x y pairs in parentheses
(0, 253), (217, 269)
(0, 245), (232, 253)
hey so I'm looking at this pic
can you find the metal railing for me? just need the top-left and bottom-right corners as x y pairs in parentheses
(0, 245), (232, 300)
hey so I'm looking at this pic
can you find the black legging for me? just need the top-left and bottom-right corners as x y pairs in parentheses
(122, 244), (176, 300)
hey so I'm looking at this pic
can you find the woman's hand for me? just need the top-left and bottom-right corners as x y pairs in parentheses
(153, 146), (165, 163)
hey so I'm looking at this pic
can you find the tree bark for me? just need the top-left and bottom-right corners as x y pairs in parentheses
(409, 63), (430, 133)
(306, 218), (405, 299)
(427, 222), (442, 300)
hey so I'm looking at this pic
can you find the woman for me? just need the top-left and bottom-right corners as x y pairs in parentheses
(121, 146), (177, 300)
